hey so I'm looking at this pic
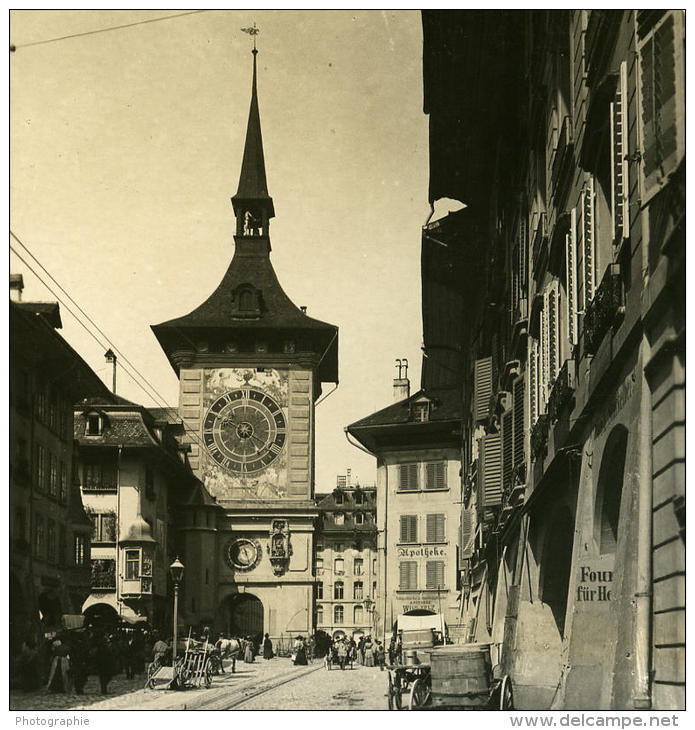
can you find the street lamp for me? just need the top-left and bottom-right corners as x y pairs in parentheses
(363, 597), (374, 635)
(169, 557), (184, 665)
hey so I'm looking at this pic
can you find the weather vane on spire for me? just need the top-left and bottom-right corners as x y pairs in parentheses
(241, 22), (259, 53)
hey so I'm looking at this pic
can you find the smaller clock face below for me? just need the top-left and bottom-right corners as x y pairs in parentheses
(203, 388), (287, 474)
(225, 538), (262, 571)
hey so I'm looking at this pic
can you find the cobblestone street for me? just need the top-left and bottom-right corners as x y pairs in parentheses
(10, 657), (389, 712)
(239, 663), (388, 710)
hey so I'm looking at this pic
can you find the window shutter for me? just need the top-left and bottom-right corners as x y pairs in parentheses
(401, 561), (417, 590)
(576, 188), (586, 313)
(639, 12), (685, 200)
(426, 561), (445, 590)
(566, 208), (578, 345)
(541, 290), (550, 409)
(610, 60), (630, 242)
(583, 176), (596, 305)
(519, 211), (528, 296)
(513, 374), (525, 469)
(399, 562), (409, 589)
(473, 357), (493, 423)
(426, 462), (447, 490)
(479, 433), (502, 507)
(461, 509), (474, 558)
(400, 515), (417, 543)
(399, 463), (418, 491)
(426, 514), (445, 543)
(501, 409), (513, 490)
(548, 281), (560, 386)
(529, 339), (539, 427)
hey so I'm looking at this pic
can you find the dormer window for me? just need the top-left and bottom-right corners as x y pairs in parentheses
(334, 491), (344, 505)
(85, 413), (104, 436)
(232, 284), (262, 318)
(335, 512), (345, 526)
(355, 512), (364, 525)
(414, 402), (431, 422)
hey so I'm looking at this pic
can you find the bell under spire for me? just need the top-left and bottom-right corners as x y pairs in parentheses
(232, 46), (275, 235)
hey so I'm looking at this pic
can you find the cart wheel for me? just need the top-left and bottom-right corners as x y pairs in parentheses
(408, 677), (432, 710)
(499, 675), (514, 710)
(387, 673), (403, 710)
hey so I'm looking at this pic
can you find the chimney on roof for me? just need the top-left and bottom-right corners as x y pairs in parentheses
(300, 306), (307, 314)
(104, 349), (117, 394)
(346, 468), (351, 487)
(393, 358), (410, 402)
(10, 274), (24, 301)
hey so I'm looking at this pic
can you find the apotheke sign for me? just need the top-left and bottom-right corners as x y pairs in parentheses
(397, 546), (447, 559)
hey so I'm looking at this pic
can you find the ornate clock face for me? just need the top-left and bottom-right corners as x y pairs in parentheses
(225, 538), (261, 571)
(203, 388), (286, 474)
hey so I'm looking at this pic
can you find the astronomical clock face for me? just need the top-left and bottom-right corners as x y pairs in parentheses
(203, 388), (286, 474)
(201, 368), (290, 499)
(225, 538), (262, 571)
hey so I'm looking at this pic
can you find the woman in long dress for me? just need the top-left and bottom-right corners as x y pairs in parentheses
(363, 638), (375, 667)
(293, 636), (307, 665)
(244, 637), (255, 663)
(263, 633), (273, 660)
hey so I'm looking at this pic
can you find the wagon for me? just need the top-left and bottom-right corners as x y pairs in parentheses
(386, 643), (513, 710)
(145, 640), (214, 690)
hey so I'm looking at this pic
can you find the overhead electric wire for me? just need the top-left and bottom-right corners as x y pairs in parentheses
(10, 232), (285, 508)
(11, 10), (210, 51)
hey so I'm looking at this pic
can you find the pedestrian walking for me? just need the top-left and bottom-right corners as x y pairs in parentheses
(358, 636), (365, 665)
(93, 633), (117, 694)
(376, 640), (386, 670)
(244, 636), (255, 663)
(336, 639), (348, 670)
(45, 636), (71, 693)
(364, 637), (375, 667)
(263, 633), (274, 660)
(293, 636), (307, 665)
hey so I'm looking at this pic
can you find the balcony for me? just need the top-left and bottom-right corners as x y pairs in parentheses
(547, 359), (576, 423)
(90, 559), (116, 589)
(530, 414), (550, 461)
(584, 264), (624, 355)
(532, 213), (548, 275)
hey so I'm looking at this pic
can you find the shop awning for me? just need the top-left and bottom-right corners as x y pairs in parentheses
(397, 614), (446, 632)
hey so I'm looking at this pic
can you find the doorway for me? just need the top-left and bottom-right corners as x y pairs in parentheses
(221, 593), (264, 641)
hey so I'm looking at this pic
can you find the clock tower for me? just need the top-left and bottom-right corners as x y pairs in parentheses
(151, 47), (338, 641)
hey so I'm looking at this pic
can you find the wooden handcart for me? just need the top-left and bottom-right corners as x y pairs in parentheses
(386, 643), (513, 710)
(145, 638), (214, 690)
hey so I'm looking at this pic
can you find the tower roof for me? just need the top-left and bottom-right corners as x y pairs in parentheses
(231, 49), (275, 218)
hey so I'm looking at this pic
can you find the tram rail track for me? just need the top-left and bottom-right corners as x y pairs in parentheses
(190, 662), (323, 711)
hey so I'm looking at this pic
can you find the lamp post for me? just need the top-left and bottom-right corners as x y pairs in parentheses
(363, 597), (373, 636)
(169, 557), (184, 665)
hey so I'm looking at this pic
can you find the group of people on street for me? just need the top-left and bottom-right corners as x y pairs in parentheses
(12, 626), (146, 695)
(325, 634), (385, 670)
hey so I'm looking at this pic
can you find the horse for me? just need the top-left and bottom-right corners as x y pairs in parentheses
(215, 635), (242, 674)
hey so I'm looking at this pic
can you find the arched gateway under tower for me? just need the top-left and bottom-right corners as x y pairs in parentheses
(150, 43), (338, 644)
(221, 593), (264, 640)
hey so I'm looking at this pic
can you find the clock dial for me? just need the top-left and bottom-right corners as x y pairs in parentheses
(203, 388), (286, 474)
(225, 538), (261, 571)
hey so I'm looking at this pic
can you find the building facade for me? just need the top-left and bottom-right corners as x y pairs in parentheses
(9, 283), (111, 653)
(314, 479), (378, 640)
(150, 48), (339, 643)
(347, 373), (463, 640)
(421, 10), (685, 710)
(75, 399), (209, 630)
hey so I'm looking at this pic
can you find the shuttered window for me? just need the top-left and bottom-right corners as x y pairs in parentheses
(461, 509), (475, 558)
(425, 461), (447, 490)
(426, 561), (446, 590)
(529, 339), (539, 426)
(548, 281), (560, 387)
(610, 61), (630, 242)
(581, 176), (596, 308)
(519, 210), (528, 297)
(426, 514), (446, 543)
(479, 433), (502, 507)
(639, 11), (685, 201)
(541, 291), (550, 409)
(566, 209), (578, 346)
(399, 561), (418, 590)
(513, 374), (525, 470)
(399, 515), (418, 544)
(473, 357), (493, 423)
(399, 463), (418, 491)
(502, 409), (514, 490)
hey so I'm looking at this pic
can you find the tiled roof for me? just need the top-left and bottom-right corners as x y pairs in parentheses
(74, 412), (157, 448)
(14, 301), (62, 328)
(348, 386), (462, 430)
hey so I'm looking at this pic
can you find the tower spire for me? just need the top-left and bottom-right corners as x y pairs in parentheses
(232, 26), (274, 236)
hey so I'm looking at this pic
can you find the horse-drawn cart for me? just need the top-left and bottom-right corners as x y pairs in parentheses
(145, 638), (215, 690)
(386, 643), (513, 710)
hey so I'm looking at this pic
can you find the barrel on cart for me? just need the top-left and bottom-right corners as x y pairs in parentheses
(429, 643), (513, 710)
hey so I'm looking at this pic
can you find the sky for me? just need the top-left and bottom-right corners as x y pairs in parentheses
(9, 9), (428, 489)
